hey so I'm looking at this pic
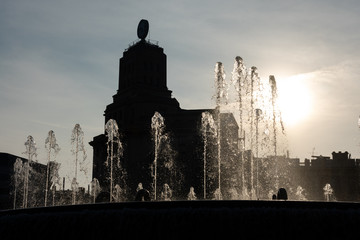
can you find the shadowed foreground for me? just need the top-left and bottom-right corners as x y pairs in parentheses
(1, 200), (359, 239)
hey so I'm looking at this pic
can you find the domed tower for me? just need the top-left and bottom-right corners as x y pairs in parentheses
(90, 20), (183, 197)
(90, 20), (239, 200)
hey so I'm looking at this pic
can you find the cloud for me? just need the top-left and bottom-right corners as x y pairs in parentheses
(307, 60), (360, 117)
(280, 60), (360, 159)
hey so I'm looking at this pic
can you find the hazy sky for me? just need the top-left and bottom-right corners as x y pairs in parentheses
(1, 0), (360, 187)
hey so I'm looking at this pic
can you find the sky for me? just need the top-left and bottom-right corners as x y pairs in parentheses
(1, 0), (360, 188)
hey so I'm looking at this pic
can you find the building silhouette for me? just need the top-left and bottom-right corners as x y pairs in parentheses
(89, 35), (239, 199)
(298, 151), (360, 201)
(250, 151), (360, 201)
(0, 152), (60, 209)
(0, 152), (92, 209)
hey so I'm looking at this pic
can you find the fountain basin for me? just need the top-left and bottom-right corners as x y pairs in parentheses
(1, 200), (359, 239)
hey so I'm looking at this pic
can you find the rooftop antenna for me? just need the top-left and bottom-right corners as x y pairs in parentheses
(309, 147), (318, 158)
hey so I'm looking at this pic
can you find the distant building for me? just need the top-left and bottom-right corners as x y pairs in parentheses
(0, 152), (51, 209)
(252, 151), (360, 201)
(0, 152), (91, 210)
(298, 151), (360, 201)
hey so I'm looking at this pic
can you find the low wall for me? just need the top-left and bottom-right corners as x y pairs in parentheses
(1, 200), (359, 239)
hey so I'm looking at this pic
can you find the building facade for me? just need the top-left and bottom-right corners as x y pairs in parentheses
(89, 38), (239, 200)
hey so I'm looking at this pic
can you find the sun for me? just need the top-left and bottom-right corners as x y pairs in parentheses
(277, 74), (312, 127)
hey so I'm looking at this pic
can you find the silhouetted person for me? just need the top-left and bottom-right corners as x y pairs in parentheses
(272, 194), (277, 200)
(135, 182), (151, 201)
(135, 189), (151, 201)
(277, 188), (288, 200)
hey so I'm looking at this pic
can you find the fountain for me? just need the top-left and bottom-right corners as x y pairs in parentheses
(269, 76), (278, 157)
(232, 56), (247, 199)
(160, 183), (172, 201)
(213, 188), (222, 200)
(44, 130), (60, 207)
(71, 177), (79, 204)
(230, 56), (277, 199)
(49, 163), (61, 206)
(255, 108), (262, 198)
(323, 183), (334, 202)
(113, 184), (122, 202)
(151, 111), (166, 200)
(150, 112), (177, 200)
(70, 124), (87, 205)
(5, 50), (298, 206)
(295, 186), (307, 201)
(105, 119), (124, 202)
(22, 135), (37, 208)
(91, 178), (101, 203)
(187, 187), (197, 200)
(209, 56), (288, 200)
(4, 18), (360, 236)
(10, 57), (289, 205)
(269, 75), (288, 191)
(214, 62), (227, 200)
(201, 111), (217, 199)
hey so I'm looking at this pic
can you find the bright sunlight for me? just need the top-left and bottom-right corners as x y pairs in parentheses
(277, 74), (313, 127)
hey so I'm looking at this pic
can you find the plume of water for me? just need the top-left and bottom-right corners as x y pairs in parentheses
(248, 66), (260, 199)
(269, 76), (278, 157)
(24, 135), (37, 160)
(269, 75), (281, 190)
(70, 124), (87, 205)
(71, 177), (79, 202)
(232, 57), (247, 199)
(49, 163), (61, 206)
(323, 183), (334, 202)
(225, 56), (290, 199)
(105, 119), (124, 202)
(91, 178), (101, 203)
(44, 130), (60, 207)
(255, 108), (262, 198)
(214, 62), (228, 106)
(231, 57), (264, 199)
(151, 111), (165, 200)
(22, 135), (37, 208)
(187, 187), (197, 200)
(295, 186), (307, 201)
(214, 62), (227, 199)
(113, 184), (122, 202)
(160, 183), (172, 201)
(213, 188), (223, 200)
(201, 111), (217, 199)
(150, 111), (177, 200)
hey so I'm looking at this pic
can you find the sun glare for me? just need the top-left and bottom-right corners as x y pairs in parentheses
(277, 74), (312, 127)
